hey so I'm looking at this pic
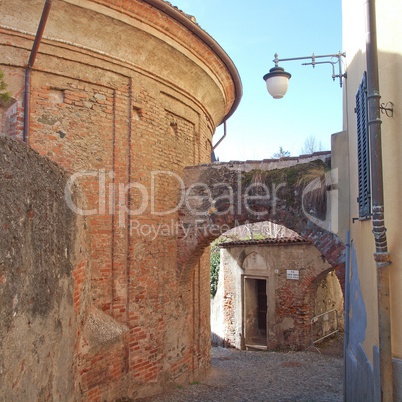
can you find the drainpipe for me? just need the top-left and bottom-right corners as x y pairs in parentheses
(23, 0), (53, 143)
(212, 120), (227, 151)
(343, 231), (350, 401)
(209, 120), (227, 162)
(365, 0), (393, 400)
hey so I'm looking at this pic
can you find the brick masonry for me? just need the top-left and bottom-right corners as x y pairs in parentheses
(178, 157), (346, 291)
(211, 239), (343, 351)
(0, 0), (239, 400)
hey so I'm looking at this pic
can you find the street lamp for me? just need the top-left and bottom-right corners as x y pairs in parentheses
(263, 52), (347, 99)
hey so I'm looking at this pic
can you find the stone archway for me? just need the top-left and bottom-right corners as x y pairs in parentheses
(177, 154), (345, 290)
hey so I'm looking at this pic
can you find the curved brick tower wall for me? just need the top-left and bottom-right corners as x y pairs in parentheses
(0, 0), (240, 399)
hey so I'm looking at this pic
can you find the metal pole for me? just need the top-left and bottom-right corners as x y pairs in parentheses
(212, 120), (227, 151)
(365, 0), (393, 400)
(275, 52), (346, 64)
(23, 0), (53, 143)
(343, 231), (350, 401)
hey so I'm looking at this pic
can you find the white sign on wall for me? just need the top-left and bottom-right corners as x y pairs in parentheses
(286, 270), (299, 280)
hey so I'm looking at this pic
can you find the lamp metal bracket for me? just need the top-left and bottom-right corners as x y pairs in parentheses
(273, 52), (347, 87)
(380, 102), (394, 118)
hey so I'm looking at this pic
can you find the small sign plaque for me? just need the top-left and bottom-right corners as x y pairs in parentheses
(287, 270), (299, 280)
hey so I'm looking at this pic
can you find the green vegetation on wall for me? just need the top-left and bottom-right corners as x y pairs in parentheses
(0, 70), (11, 104)
(210, 240), (220, 297)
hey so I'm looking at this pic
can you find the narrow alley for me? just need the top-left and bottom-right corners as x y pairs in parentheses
(139, 338), (343, 402)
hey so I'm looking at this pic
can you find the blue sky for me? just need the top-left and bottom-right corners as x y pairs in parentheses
(171, 0), (343, 161)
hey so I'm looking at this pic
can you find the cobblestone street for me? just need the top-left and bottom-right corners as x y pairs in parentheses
(139, 338), (344, 402)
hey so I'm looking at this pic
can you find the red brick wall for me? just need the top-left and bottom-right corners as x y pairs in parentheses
(23, 71), (211, 399)
(0, 0), (237, 398)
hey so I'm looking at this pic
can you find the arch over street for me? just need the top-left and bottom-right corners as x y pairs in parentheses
(177, 152), (345, 290)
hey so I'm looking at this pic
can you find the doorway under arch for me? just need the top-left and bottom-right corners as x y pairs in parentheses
(210, 222), (344, 351)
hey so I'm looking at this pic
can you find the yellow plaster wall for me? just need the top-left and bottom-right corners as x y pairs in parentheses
(342, 0), (402, 359)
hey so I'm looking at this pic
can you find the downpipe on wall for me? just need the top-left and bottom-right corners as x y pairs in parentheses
(23, 0), (53, 143)
(365, 0), (393, 400)
(212, 120), (227, 152)
(343, 231), (350, 401)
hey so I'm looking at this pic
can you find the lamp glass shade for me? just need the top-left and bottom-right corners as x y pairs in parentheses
(263, 67), (291, 99)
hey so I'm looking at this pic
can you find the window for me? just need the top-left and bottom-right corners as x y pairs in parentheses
(355, 72), (371, 219)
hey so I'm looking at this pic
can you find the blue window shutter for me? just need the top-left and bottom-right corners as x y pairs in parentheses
(356, 72), (371, 219)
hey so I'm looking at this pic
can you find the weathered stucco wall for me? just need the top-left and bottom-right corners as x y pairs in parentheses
(211, 240), (342, 351)
(341, 0), (402, 399)
(0, 136), (81, 400)
(330, 131), (349, 243)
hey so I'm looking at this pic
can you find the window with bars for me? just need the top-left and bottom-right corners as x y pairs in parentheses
(355, 72), (371, 219)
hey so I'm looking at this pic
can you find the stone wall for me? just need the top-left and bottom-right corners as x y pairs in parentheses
(0, 136), (82, 400)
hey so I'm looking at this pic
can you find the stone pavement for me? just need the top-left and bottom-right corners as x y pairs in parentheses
(139, 340), (344, 402)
